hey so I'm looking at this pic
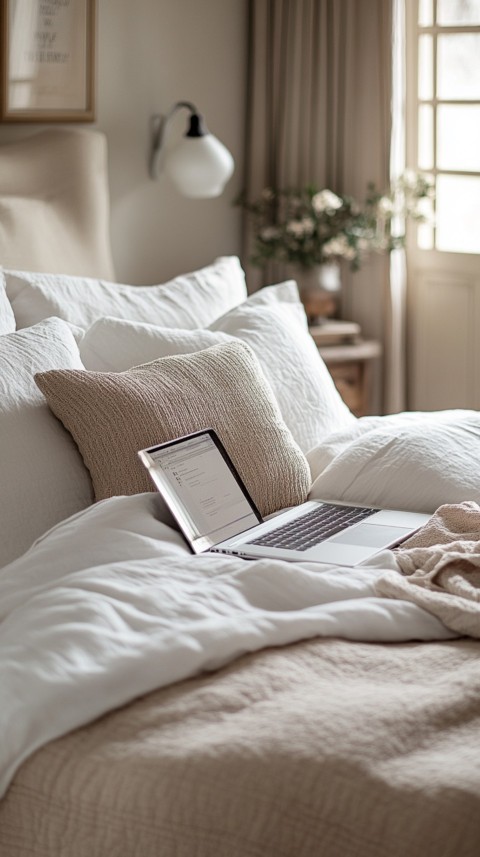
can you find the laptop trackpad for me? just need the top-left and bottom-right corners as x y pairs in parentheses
(329, 523), (413, 548)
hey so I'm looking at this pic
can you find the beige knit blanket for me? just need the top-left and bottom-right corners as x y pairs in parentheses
(375, 501), (480, 638)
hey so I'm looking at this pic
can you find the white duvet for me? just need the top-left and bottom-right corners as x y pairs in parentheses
(2, 409), (479, 800)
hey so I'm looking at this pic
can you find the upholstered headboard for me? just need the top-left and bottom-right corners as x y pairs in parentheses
(0, 128), (115, 279)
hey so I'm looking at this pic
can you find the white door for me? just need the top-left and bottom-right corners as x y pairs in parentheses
(406, 0), (480, 410)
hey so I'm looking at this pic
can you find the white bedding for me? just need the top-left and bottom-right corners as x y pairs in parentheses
(1, 123), (479, 853)
(2, 252), (480, 814)
(0, 488), (455, 801)
(2, 402), (479, 801)
(308, 409), (480, 511)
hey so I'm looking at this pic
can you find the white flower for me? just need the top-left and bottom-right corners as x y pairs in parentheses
(311, 189), (343, 213)
(377, 196), (394, 214)
(260, 226), (279, 241)
(301, 217), (315, 235)
(322, 238), (341, 256)
(286, 220), (307, 237)
(322, 236), (355, 259)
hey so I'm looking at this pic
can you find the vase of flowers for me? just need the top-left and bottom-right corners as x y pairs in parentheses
(236, 173), (433, 322)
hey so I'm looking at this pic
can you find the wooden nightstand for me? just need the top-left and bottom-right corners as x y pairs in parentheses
(316, 339), (382, 417)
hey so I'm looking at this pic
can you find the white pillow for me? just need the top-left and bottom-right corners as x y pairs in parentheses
(0, 318), (93, 568)
(80, 282), (356, 453)
(0, 277), (15, 334)
(233, 279), (308, 318)
(80, 320), (231, 368)
(309, 410), (480, 513)
(3, 256), (247, 331)
(77, 283), (299, 369)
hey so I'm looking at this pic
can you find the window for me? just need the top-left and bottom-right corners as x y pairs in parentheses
(409, 0), (480, 254)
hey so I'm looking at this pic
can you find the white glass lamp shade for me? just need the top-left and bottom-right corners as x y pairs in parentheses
(164, 134), (234, 198)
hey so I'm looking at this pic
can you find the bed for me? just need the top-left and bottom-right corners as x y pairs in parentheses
(1, 129), (480, 857)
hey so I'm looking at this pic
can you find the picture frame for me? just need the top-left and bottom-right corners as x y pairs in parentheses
(0, 0), (96, 122)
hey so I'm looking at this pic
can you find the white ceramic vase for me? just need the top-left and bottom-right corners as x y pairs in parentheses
(286, 263), (341, 324)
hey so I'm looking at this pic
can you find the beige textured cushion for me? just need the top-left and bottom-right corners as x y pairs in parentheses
(35, 341), (311, 517)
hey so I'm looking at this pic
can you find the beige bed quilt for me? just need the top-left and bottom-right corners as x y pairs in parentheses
(1, 634), (479, 857)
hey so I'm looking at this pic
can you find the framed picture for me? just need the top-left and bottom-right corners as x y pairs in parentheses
(1, 0), (96, 122)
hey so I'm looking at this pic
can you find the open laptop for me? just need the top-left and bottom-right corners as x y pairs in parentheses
(138, 428), (430, 566)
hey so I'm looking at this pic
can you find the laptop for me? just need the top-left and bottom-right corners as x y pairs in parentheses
(138, 428), (430, 567)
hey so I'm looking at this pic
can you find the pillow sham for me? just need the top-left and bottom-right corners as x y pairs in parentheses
(79, 282), (356, 453)
(35, 341), (311, 517)
(0, 277), (15, 334)
(78, 282), (301, 370)
(80, 319), (231, 368)
(3, 256), (247, 331)
(0, 318), (93, 568)
(308, 411), (480, 513)
(209, 293), (356, 451)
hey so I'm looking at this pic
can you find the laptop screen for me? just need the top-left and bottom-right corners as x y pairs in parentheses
(138, 430), (262, 553)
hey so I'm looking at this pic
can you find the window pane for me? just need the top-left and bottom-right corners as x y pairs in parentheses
(438, 34), (480, 99)
(418, 104), (434, 169)
(436, 174), (480, 253)
(418, 221), (434, 249)
(438, 0), (480, 26)
(419, 35), (433, 100)
(419, 0), (433, 26)
(438, 105), (480, 171)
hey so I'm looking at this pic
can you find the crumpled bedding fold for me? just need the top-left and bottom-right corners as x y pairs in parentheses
(375, 501), (480, 638)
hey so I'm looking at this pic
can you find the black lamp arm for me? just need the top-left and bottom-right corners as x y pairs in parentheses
(149, 101), (207, 179)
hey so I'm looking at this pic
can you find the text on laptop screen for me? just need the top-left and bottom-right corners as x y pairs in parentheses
(147, 433), (260, 546)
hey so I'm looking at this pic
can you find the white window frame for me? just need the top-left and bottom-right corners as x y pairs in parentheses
(405, 0), (480, 267)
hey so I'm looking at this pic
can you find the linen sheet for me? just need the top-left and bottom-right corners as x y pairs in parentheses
(0, 492), (454, 802)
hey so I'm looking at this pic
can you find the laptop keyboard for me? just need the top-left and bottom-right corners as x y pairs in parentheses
(248, 503), (377, 552)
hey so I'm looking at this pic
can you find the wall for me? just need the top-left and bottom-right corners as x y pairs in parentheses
(0, 0), (248, 285)
(0, 0), (386, 413)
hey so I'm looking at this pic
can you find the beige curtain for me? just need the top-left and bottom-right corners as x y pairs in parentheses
(243, 0), (406, 413)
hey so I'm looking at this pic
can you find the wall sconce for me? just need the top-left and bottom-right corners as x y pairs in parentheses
(149, 101), (234, 198)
